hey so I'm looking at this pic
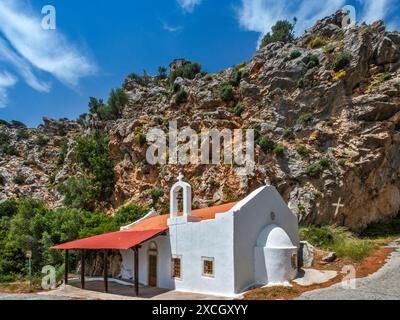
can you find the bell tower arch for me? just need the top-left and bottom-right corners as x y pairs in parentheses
(168, 173), (200, 226)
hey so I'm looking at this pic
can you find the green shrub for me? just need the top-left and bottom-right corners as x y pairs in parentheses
(172, 82), (181, 93)
(125, 73), (146, 86)
(305, 54), (320, 69)
(175, 89), (188, 104)
(379, 72), (392, 82)
(12, 174), (26, 185)
(333, 51), (351, 72)
(229, 68), (244, 87)
(135, 132), (147, 147)
(77, 113), (87, 127)
(158, 66), (167, 79)
(208, 178), (220, 188)
(306, 157), (330, 177)
(0, 119), (9, 126)
(88, 97), (106, 114)
(332, 239), (376, 262)
(0, 144), (18, 156)
(309, 37), (328, 48)
(289, 50), (302, 60)
(296, 144), (309, 156)
(319, 156), (331, 168)
(297, 78), (304, 88)
(170, 62), (202, 83)
(282, 127), (293, 139)
(274, 144), (286, 156)
(300, 225), (351, 248)
(10, 120), (26, 128)
(338, 158), (347, 167)
(229, 102), (245, 116)
(220, 83), (235, 102)
(259, 137), (276, 154)
(248, 124), (262, 143)
(297, 113), (313, 126)
(149, 188), (164, 205)
(108, 88), (129, 118)
(16, 129), (29, 140)
(0, 132), (10, 145)
(305, 162), (323, 177)
(260, 19), (296, 48)
(298, 204), (306, 215)
(33, 135), (49, 147)
(96, 105), (114, 121)
(57, 139), (69, 166)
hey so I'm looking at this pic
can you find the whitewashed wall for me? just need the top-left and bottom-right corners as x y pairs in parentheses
(168, 212), (236, 296)
(232, 186), (299, 293)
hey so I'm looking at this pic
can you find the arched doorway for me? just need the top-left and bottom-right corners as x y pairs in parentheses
(148, 242), (158, 287)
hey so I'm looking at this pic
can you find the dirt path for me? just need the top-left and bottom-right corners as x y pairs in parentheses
(297, 240), (400, 300)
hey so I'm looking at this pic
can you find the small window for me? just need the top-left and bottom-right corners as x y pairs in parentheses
(291, 253), (298, 269)
(202, 257), (215, 278)
(171, 256), (182, 280)
(270, 212), (276, 221)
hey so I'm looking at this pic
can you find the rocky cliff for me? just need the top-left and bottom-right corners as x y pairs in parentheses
(1, 11), (400, 231)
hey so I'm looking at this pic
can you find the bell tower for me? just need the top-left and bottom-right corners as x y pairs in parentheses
(167, 173), (200, 226)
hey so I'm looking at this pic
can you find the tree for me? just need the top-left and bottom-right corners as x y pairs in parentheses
(158, 66), (167, 79)
(170, 62), (202, 83)
(73, 135), (115, 205)
(8, 199), (49, 272)
(108, 88), (129, 118)
(260, 19), (296, 48)
(58, 176), (93, 210)
(88, 97), (106, 114)
(114, 205), (148, 227)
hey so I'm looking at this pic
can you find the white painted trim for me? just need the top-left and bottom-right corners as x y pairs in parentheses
(68, 277), (135, 286)
(120, 208), (159, 231)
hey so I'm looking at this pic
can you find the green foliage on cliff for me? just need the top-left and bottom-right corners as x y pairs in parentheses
(0, 199), (148, 282)
(260, 19), (296, 49)
(59, 134), (115, 210)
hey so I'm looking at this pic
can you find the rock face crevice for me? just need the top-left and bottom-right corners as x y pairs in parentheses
(2, 11), (400, 231)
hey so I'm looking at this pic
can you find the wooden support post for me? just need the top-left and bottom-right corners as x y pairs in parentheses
(104, 250), (108, 293)
(134, 246), (139, 297)
(64, 250), (69, 285)
(81, 250), (85, 289)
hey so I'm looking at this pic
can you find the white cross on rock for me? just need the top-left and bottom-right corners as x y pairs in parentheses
(332, 197), (345, 217)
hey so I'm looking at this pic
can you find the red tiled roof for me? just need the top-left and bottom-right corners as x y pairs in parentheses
(52, 202), (238, 250)
(126, 202), (238, 232)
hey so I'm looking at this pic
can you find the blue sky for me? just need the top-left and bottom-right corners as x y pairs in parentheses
(0, 0), (399, 127)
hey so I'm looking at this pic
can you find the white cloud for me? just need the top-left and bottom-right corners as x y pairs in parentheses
(237, 0), (346, 47)
(0, 38), (50, 92)
(0, 71), (17, 108)
(177, 0), (202, 13)
(0, 0), (96, 106)
(359, 0), (394, 25)
(161, 21), (183, 33)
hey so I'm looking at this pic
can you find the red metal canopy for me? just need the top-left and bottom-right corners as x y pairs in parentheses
(52, 229), (166, 250)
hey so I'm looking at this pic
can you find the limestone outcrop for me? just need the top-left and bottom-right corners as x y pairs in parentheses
(2, 11), (400, 231)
